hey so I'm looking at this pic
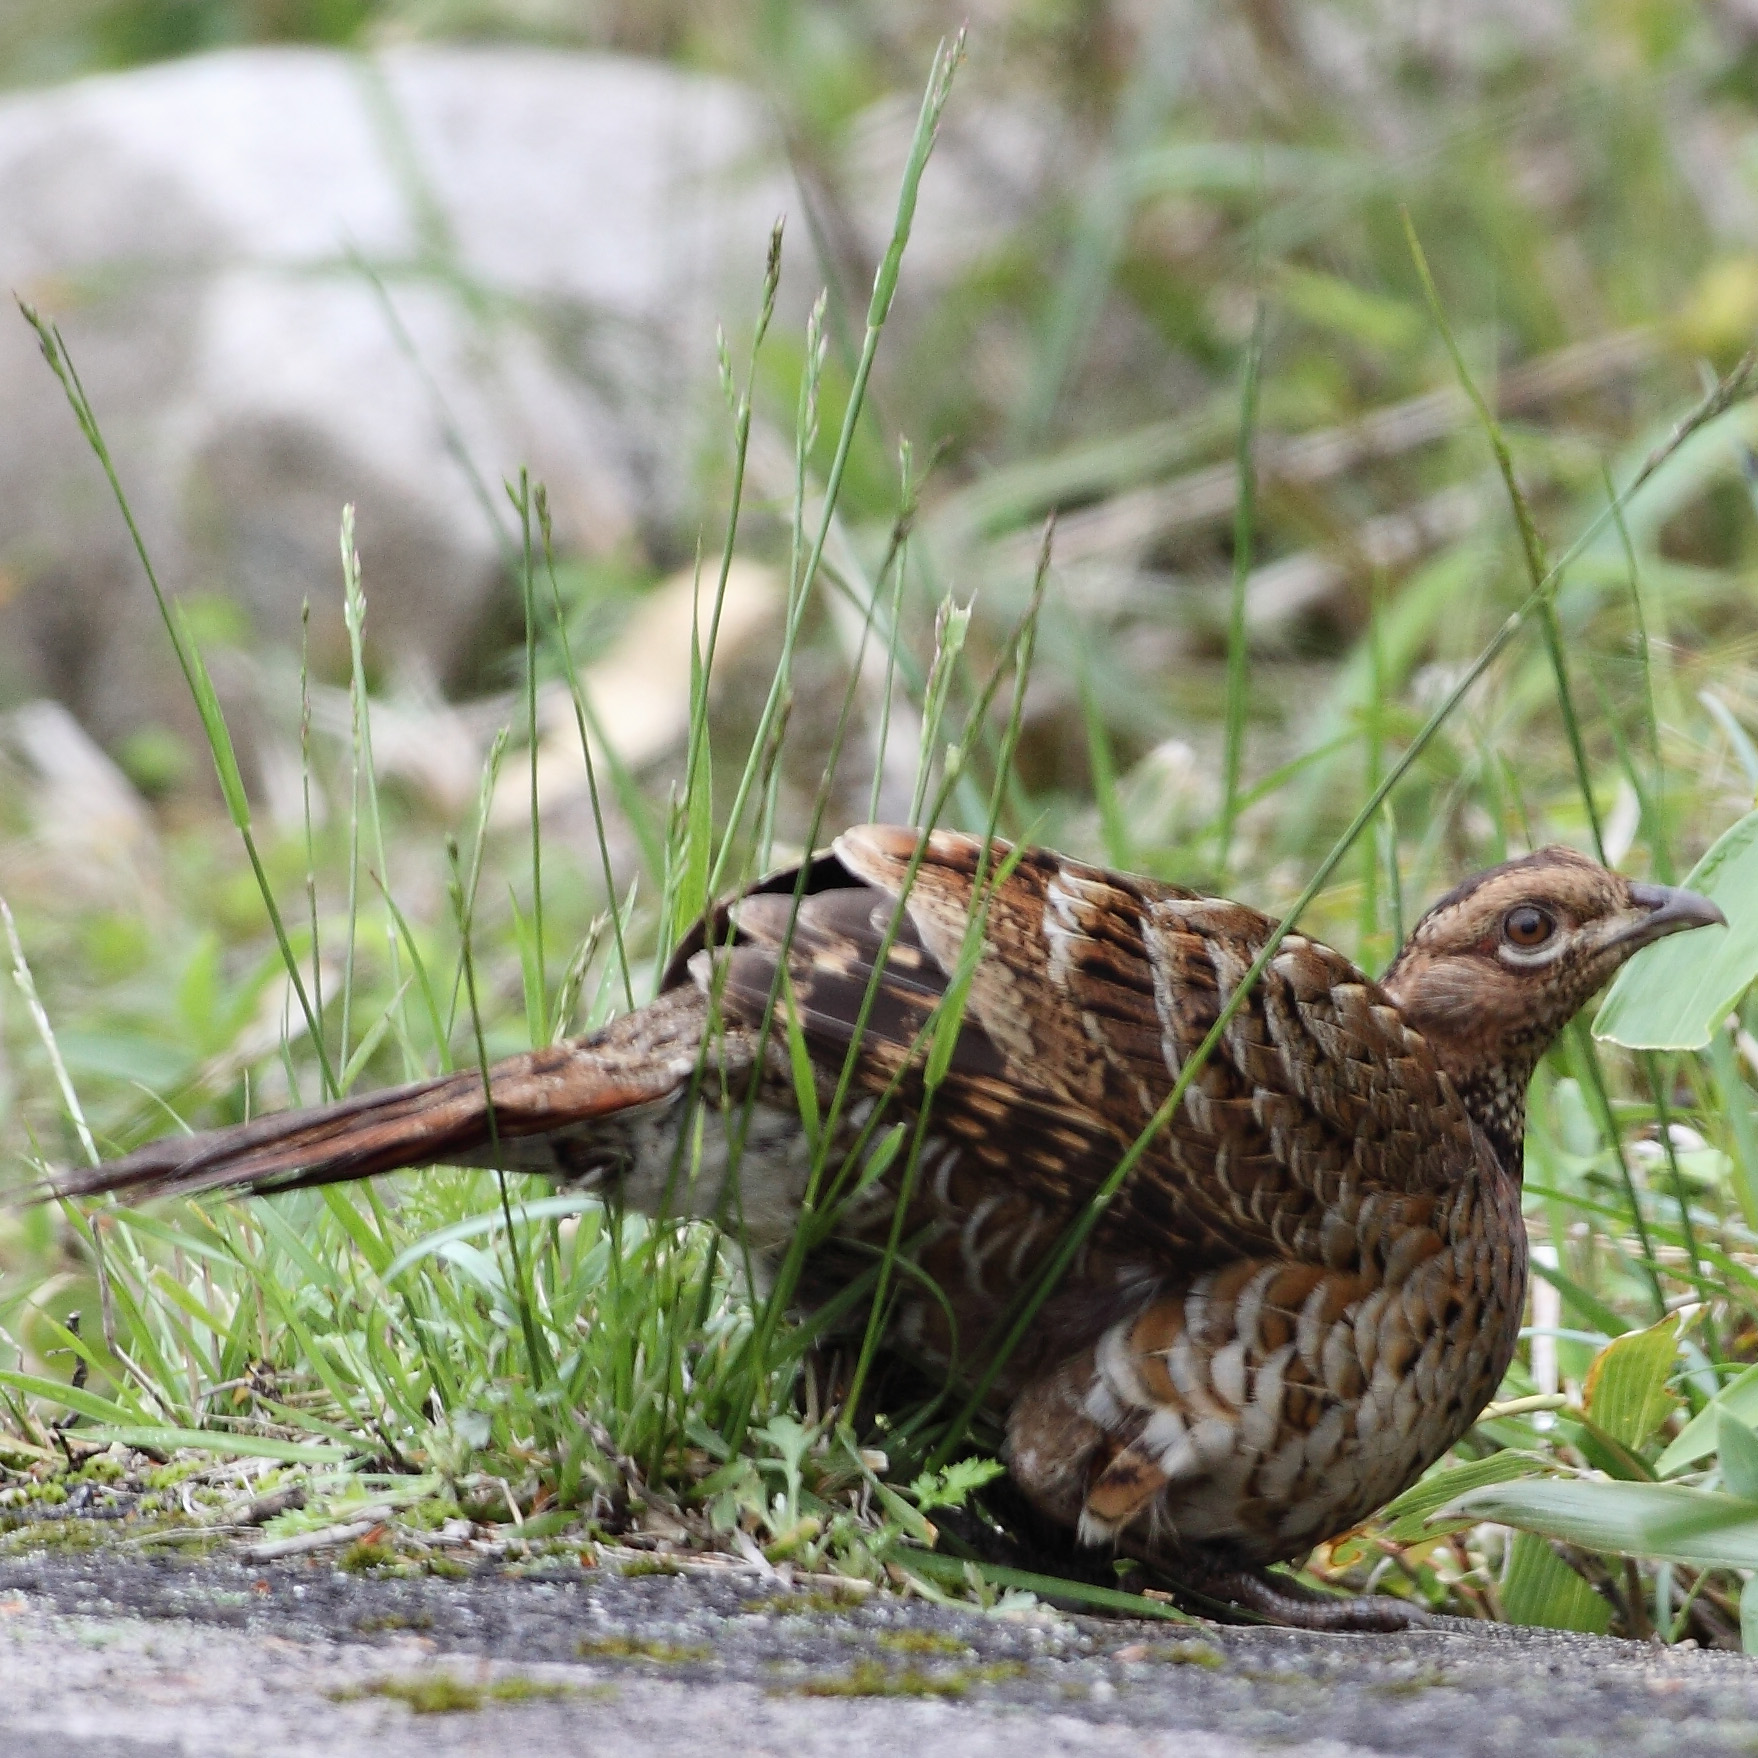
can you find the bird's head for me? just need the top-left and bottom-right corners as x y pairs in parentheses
(1380, 846), (1725, 1167)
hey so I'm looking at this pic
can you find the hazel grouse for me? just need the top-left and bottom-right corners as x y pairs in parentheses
(50, 827), (1724, 1626)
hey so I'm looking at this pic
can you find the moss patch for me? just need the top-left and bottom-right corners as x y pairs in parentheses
(577, 1635), (712, 1664)
(1371, 1667), (1453, 1697)
(337, 1539), (399, 1573)
(742, 1588), (867, 1615)
(877, 1629), (970, 1657)
(1155, 1640), (1226, 1669)
(616, 1557), (682, 1578)
(780, 1659), (1027, 1699)
(330, 1673), (576, 1713)
(353, 1610), (435, 1634)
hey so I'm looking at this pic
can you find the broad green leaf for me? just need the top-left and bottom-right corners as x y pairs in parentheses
(1720, 1414), (1758, 1502)
(1569, 1414), (1658, 1484)
(1500, 1529), (1611, 1634)
(866, 1471), (936, 1546)
(1582, 1314), (1680, 1450)
(320, 1185), (395, 1277)
(1743, 1576), (1758, 1655)
(34, 1314), (128, 1389)
(1657, 1359), (1758, 1475)
(1378, 1450), (1552, 1543)
(1593, 810), (1752, 1050)
(1450, 1476), (1758, 1569)
(0, 1364), (349, 1462)
(146, 1266), (233, 1339)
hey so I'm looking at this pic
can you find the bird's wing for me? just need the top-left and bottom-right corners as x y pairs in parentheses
(703, 825), (1472, 1272)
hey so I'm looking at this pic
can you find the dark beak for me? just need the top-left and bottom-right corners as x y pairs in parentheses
(1620, 881), (1728, 950)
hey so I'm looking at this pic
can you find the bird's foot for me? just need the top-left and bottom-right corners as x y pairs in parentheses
(1158, 1562), (1442, 1633)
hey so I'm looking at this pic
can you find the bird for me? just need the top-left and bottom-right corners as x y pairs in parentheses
(47, 825), (1724, 1628)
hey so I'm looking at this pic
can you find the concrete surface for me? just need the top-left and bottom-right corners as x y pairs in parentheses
(2, 1551), (1757, 1756)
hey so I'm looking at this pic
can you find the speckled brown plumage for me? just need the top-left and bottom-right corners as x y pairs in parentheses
(50, 827), (1723, 1627)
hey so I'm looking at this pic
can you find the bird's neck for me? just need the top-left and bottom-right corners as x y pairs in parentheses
(1447, 1055), (1535, 1182)
(1379, 959), (1553, 1185)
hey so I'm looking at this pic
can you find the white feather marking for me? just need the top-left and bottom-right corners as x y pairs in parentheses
(1233, 1264), (1279, 1350)
(1305, 1405), (1347, 1470)
(1082, 1378), (1124, 1430)
(1321, 1325), (1359, 1399)
(1165, 1331), (1205, 1403)
(1352, 1287), (1388, 1377)
(1042, 878), (1082, 985)
(1353, 1387), (1381, 1440)
(1096, 1323), (1155, 1411)
(1077, 1509), (1118, 1546)
(1189, 1415), (1238, 1469)
(1140, 1405), (1192, 1474)
(1296, 1278), (1337, 1368)
(1384, 1225), (1439, 1288)
(1236, 1402), (1276, 1454)
(930, 1139), (962, 1208)
(1253, 1342), (1293, 1427)
(1254, 1436), (1304, 1503)
(1210, 1339), (1248, 1409)
(1005, 1214), (1045, 1283)
(959, 1194), (1006, 1295)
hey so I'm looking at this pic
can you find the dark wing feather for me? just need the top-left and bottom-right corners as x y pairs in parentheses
(703, 825), (1473, 1277)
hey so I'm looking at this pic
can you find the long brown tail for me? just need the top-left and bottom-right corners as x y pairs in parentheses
(46, 990), (713, 1208)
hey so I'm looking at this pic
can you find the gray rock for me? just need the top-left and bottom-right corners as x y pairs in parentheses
(0, 45), (792, 767)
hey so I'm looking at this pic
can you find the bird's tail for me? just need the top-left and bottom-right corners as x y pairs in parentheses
(44, 991), (711, 1208)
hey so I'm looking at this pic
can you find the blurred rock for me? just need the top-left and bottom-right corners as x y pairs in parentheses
(0, 45), (792, 773)
(2, 699), (159, 904)
(0, 43), (1052, 807)
(837, 85), (1069, 299)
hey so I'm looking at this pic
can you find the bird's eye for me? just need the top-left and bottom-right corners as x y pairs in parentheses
(1502, 906), (1555, 950)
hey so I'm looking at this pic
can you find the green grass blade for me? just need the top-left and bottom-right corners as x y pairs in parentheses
(536, 484), (636, 1013)
(508, 469), (546, 1039)
(708, 33), (965, 898)
(897, 1547), (1197, 1622)
(1217, 302), (1265, 878)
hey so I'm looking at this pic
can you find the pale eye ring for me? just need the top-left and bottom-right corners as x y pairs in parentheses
(1502, 905), (1555, 950)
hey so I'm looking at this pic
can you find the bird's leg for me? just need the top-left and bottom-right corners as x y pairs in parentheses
(1156, 1558), (1442, 1632)
(976, 1455), (1440, 1634)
